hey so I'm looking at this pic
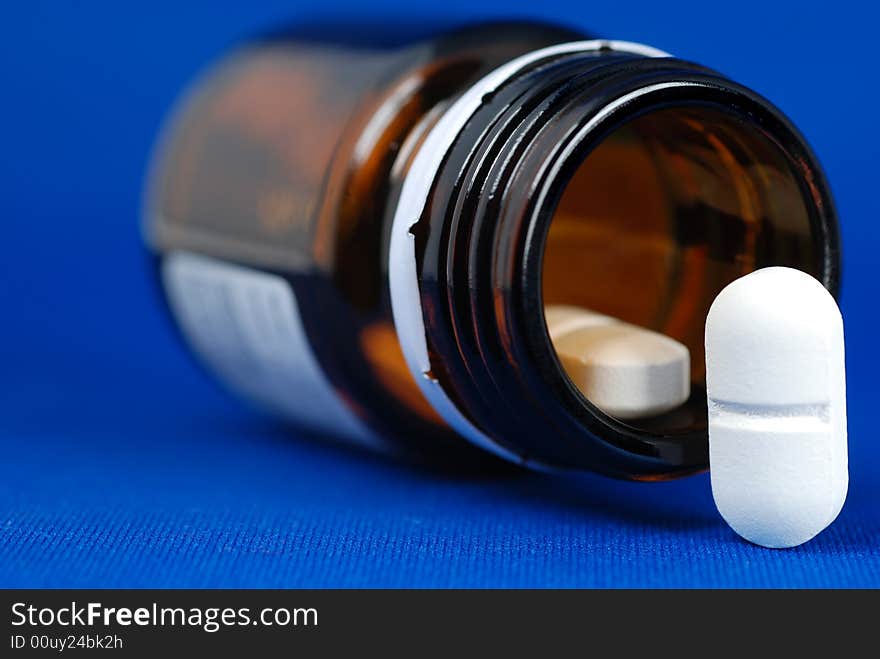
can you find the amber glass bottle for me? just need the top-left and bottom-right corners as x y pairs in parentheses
(144, 20), (840, 479)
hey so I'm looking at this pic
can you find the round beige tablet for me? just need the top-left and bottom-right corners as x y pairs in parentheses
(546, 305), (690, 419)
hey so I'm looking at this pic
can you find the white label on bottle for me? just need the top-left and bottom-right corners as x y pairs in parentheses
(161, 251), (382, 449)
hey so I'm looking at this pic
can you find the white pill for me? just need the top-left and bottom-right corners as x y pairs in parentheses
(546, 305), (690, 419)
(706, 267), (848, 548)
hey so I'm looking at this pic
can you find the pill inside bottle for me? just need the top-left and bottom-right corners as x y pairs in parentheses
(545, 306), (690, 420)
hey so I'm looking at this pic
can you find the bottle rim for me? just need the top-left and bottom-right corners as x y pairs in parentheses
(389, 41), (840, 477)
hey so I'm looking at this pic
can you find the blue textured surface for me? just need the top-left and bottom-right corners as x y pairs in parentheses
(1, 1), (878, 588)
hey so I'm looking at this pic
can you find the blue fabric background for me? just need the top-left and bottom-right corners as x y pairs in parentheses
(1, 1), (878, 588)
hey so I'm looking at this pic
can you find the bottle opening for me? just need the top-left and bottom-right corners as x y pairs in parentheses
(542, 105), (822, 436)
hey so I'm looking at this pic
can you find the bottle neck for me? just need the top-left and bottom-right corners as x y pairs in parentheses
(389, 41), (840, 477)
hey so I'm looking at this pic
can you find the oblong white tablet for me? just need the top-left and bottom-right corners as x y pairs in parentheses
(706, 267), (848, 548)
